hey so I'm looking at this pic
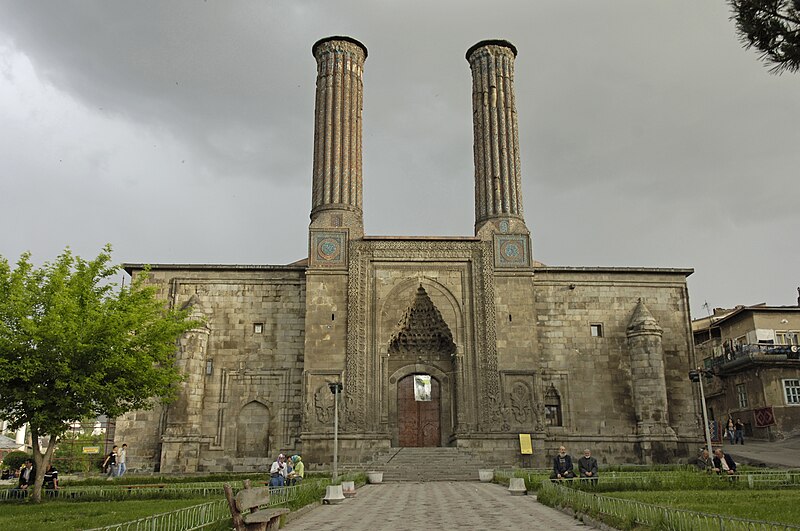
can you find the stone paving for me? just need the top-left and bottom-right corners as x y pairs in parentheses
(284, 482), (588, 530)
(723, 434), (800, 468)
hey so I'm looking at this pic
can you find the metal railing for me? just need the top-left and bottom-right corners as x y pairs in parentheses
(539, 481), (800, 530)
(81, 484), (303, 531)
(494, 469), (800, 489)
(84, 499), (230, 531)
(0, 481), (304, 502)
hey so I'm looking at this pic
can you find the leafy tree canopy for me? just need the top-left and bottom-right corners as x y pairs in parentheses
(730, 0), (800, 74)
(0, 245), (198, 501)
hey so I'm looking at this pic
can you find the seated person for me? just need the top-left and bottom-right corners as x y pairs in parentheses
(12, 459), (34, 497)
(713, 448), (737, 476)
(287, 455), (304, 485)
(577, 448), (598, 484)
(44, 464), (59, 492)
(550, 446), (575, 481)
(695, 449), (713, 471)
(269, 454), (286, 487)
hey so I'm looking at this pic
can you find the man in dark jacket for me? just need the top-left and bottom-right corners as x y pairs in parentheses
(713, 448), (737, 476)
(12, 459), (34, 497)
(550, 446), (575, 481)
(578, 448), (599, 484)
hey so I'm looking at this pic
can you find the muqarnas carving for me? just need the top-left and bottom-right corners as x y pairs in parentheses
(388, 286), (456, 358)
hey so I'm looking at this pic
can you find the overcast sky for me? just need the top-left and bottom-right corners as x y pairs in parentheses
(1, 0), (798, 318)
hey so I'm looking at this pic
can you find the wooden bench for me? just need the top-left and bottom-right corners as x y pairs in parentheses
(224, 482), (289, 531)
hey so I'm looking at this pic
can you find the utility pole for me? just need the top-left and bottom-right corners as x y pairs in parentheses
(689, 367), (714, 457)
(328, 381), (343, 482)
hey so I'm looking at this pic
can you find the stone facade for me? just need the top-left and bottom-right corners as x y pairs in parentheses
(115, 37), (702, 472)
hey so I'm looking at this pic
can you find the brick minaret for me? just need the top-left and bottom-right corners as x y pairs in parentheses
(310, 36), (367, 235)
(467, 40), (527, 234)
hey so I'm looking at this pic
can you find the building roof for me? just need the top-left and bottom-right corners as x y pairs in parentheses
(123, 263), (307, 275)
(693, 304), (800, 332)
(0, 434), (20, 449)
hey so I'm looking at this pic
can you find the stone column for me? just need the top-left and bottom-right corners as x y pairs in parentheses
(310, 36), (367, 234)
(467, 40), (526, 232)
(161, 295), (210, 472)
(626, 299), (676, 461)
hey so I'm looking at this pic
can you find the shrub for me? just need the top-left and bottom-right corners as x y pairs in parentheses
(52, 433), (107, 474)
(2, 451), (31, 472)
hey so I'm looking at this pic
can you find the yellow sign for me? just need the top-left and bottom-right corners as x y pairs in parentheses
(82, 446), (100, 454)
(518, 433), (532, 455)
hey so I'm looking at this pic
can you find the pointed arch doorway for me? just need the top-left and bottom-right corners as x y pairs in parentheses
(397, 374), (440, 447)
(386, 285), (457, 447)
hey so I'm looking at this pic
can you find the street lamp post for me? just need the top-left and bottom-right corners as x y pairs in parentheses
(689, 367), (714, 457)
(328, 382), (343, 482)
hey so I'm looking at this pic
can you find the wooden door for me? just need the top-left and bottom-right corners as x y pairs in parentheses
(398, 375), (440, 447)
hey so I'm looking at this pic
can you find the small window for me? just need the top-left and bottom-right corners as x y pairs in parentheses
(784, 379), (800, 405)
(736, 383), (748, 408)
(590, 324), (603, 337)
(253, 323), (264, 334)
(544, 385), (563, 426)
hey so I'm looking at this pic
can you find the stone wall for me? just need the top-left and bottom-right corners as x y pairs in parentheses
(114, 265), (306, 473)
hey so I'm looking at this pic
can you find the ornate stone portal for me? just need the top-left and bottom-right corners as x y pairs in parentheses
(115, 37), (701, 473)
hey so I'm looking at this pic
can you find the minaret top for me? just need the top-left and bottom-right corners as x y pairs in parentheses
(312, 36), (368, 58)
(466, 39), (517, 61)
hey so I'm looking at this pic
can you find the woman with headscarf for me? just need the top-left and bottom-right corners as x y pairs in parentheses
(288, 455), (304, 485)
(269, 454), (286, 487)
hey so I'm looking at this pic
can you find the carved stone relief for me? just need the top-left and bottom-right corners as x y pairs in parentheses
(345, 239), (499, 436)
(388, 285), (456, 359)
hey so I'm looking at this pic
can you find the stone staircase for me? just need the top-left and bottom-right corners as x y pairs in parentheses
(365, 447), (487, 482)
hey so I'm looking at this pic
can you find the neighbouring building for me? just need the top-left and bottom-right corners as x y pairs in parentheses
(115, 37), (702, 472)
(693, 296), (800, 440)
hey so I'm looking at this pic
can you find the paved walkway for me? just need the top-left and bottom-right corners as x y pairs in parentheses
(284, 482), (588, 531)
(724, 435), (800, 468)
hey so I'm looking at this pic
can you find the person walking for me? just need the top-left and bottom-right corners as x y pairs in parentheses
(734, 419), (745, 445)
(102, 445), (118, 479)
(117, 444), (128, 477)
(726, 417), (735, 444)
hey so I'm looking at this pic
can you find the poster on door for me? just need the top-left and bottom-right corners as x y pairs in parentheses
(414, 375), (432, 401)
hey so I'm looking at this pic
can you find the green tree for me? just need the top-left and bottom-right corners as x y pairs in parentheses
(729, 0), (800, 74)
(0, 245), (197, 502)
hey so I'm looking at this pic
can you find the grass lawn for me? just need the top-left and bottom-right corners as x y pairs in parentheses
(608, 490), (800, 526)
(0, 497), (220, 530)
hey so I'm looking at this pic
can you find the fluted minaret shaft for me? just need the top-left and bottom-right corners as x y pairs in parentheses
(467, 40), (524, 229)
(311, 37), (367, 221)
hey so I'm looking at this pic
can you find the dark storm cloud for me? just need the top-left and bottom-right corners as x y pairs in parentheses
(0, 0), (798, 315)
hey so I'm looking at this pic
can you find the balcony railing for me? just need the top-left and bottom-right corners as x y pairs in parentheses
(706, 343), (800, 369)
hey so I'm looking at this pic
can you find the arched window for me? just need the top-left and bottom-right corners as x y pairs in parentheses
(544, 385), (562, 427)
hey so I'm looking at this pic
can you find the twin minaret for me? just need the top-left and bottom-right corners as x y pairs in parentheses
(310, 36), (528, 239)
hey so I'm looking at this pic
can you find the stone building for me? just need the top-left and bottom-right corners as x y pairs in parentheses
(693, 299), (800, 441)
(116, 37), (701, 472)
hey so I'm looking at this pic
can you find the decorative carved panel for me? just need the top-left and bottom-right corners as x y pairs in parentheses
(345, 239), (500, 434)
(388, 286), (456, 358)
(309, 229), (348, 268)
(493, 234), (531, 268)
